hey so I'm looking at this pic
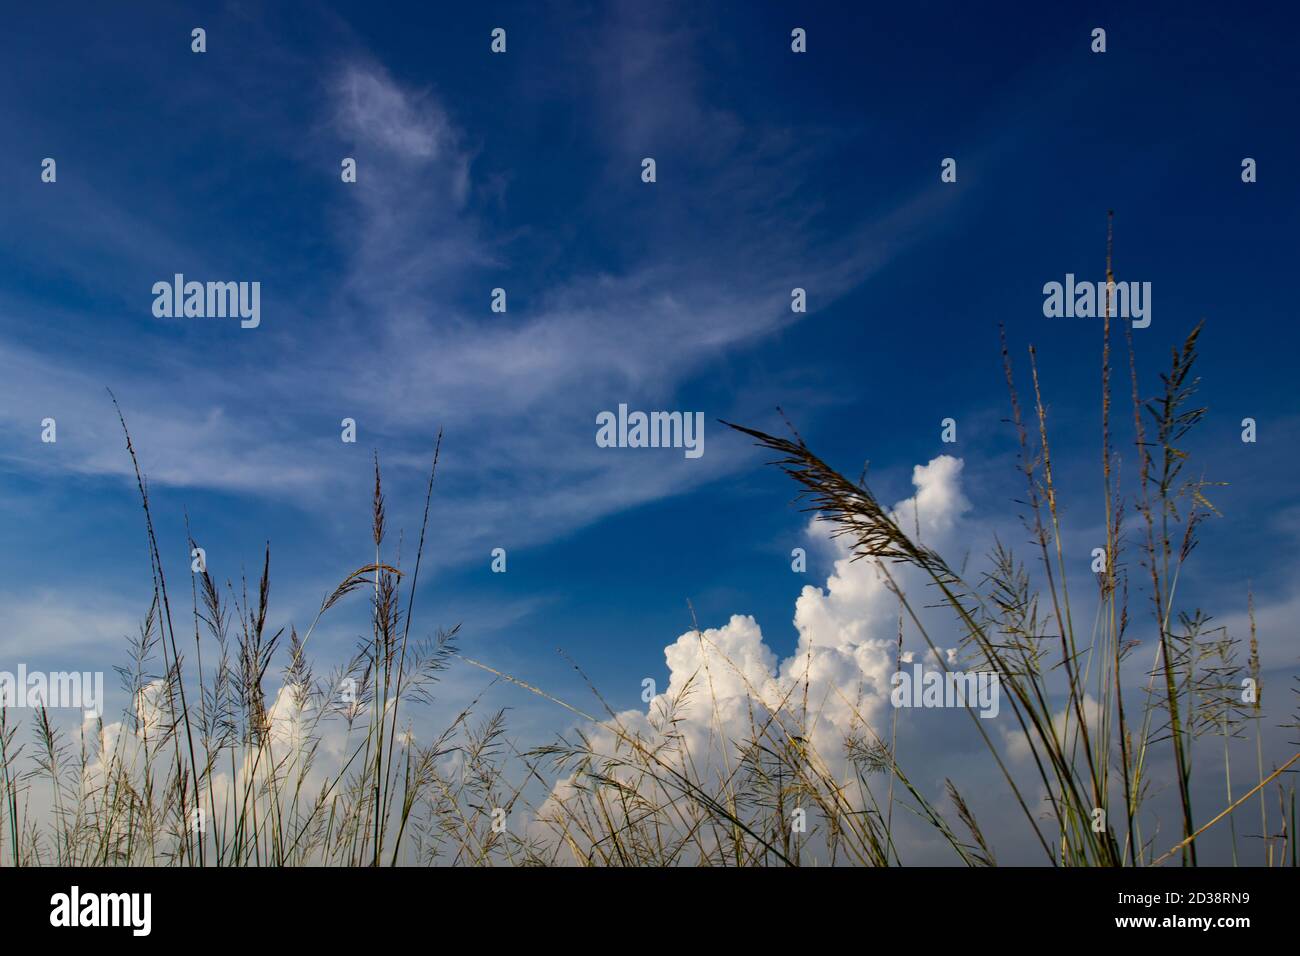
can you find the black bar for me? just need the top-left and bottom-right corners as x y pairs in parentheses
(0, 866), (1283, 943)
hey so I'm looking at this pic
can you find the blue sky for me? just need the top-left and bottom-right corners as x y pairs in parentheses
(2, 2), (1299, 861)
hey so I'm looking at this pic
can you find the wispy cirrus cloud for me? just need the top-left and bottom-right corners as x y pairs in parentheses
(0, 24), (961, 564)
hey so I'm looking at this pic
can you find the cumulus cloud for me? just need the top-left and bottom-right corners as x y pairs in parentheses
(1003, 692), (1104, 763)
(532, 454), (972, 850)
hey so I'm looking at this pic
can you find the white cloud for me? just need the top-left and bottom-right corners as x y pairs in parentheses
(0, 55), (959, 576)
(532, 454), (973, 851)
(335, 65), (457, 163)
(1003, 693), (1104, 763)
(0, 589), (140, 659)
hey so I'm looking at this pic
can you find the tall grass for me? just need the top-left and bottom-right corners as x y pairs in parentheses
(0, 259), (1296, 866)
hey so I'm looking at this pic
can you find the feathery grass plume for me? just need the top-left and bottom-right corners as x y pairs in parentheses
(719, 293), (1296, 866)
(7, 243), (1299, 867)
